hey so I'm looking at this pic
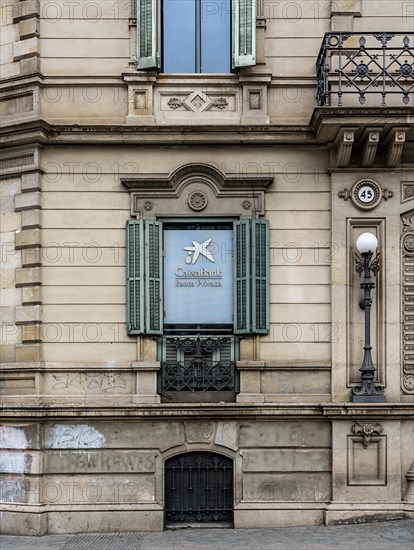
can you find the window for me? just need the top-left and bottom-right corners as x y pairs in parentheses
(126, 218), (269, 335)
(136, 0), (256, 72)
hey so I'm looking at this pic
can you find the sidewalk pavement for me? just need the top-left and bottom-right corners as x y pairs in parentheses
(1, 519), (413, 550)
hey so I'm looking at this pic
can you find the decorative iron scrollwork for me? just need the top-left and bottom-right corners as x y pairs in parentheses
(316, 32), (414, 106)
(161, 337), (235, 392)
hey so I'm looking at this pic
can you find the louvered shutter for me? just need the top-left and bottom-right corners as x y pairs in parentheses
(233, 220), (251, 334)
(232, 0), (256, 68)
(136, 0), (159, 69)
(126, 220), (145, 334)
(251, 219), (269, 334)
(145, 220), (163, 334)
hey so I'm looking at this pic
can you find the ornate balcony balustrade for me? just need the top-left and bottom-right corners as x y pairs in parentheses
(160, 337), (236, 392)
(316, 32), (414, 107)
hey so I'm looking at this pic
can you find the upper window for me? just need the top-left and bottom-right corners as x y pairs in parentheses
(163, 0), (231, 73)
(136, 0), (256, 72)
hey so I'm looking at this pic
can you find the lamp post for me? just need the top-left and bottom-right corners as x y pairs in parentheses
(351, 232), (385, 402)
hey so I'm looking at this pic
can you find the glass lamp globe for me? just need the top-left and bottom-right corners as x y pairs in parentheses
(356, 232), (378, 254)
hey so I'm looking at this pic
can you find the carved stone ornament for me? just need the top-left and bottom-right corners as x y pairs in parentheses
(188, 191), (207, 211)
(211, 97), (228, 110)
(168, 97), (183, 110)
(404, 462), (414, 502)
(165, 91), (231, 113)
(401, 182), (414, 204)
(351, 421), (383, 447)
(402, 211), (414, 394)
(338, 179), (393, 210)
(335, 127), (357, 168)
(122, 163), (272, 219)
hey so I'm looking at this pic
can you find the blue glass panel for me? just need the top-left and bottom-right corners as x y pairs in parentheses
(164, 229), (234, 324)
(163, 0), (196, 72)
(201, 0), (231, 72)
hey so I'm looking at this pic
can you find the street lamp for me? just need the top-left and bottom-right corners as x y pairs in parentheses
(351, 232), (386, 402)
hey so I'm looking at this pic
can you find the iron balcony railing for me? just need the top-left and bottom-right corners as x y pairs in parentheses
(160, 337), (236, 392)
(316, 32), (414, 106)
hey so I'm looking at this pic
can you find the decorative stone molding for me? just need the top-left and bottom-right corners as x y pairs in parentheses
(351, 421), (383, 447)
(401, 182), (414, 204)
(338, 179), (393, 210)
(335, 127), (357, 167)
(404, 462), (414, 502)
(131, 361), (161, 404)
(0, 148), (38, 178)
(361, 128), (381, 167)
(402, 210), (414, 394)
(161, 90), (235, 113)
(122, 163), (272, 219)
(385, 127), (409, 167)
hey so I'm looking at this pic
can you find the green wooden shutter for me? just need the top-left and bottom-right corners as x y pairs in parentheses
(252, 219), (270, 334)
(145, 220), (163, 334)
(126, 220), (145, 334)
(232, 0), (256, 68)
(233, 220), (251, 334)
(136, 0), (159, 69)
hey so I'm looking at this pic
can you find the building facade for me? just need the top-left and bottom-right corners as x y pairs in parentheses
(1, 0), (414, 535)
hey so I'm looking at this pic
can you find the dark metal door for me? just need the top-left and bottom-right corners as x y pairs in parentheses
(165, 452), (233, 526)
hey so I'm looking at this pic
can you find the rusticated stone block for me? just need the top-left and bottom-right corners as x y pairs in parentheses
(13, 38), (40, 62)
(21, 323), (42, 342)
(15, 343), (42, 362)
(15, 305), (42, 324)
(19, 18), (39, 39)
(13, 0), (40, 22)
(21, 247), (41, 267)
(331, 0), (361, 14)
(20, 56), (40, 74)
(15, 267), (41, 286)
(0, 344), (16, 363)
(15, 192), (41, 211)
(22, 209), (41, 229)
(21, 172), (41, 192)
(15, 228), (41, 249)
(22, 286), (41, 304)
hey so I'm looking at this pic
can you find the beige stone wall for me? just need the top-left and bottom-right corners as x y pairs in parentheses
(0, 418), (332, 533)
(38, 146), (331, 386)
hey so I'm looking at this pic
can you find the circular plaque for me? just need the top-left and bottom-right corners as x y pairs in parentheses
(188, 191), (208, 211)
(351, 180), (382, 210)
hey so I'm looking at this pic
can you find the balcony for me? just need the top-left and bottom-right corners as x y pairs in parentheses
(316, 32), (414, 107)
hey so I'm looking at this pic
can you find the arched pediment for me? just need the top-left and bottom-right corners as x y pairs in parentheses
(122, 163), (273, 219)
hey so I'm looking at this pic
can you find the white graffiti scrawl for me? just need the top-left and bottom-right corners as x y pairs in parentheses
(46, 425), (106, 449)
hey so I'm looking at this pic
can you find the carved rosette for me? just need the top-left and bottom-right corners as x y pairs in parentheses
(188, 191), (207, 211)
(402, 211), (414, 394)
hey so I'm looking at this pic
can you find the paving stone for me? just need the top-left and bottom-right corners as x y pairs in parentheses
(0, 519), (413, 550)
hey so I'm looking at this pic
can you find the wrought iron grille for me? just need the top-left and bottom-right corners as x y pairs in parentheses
(316, 32), (414, 106)
(160, 337), (236, 392)
(165, 452), (233, 525)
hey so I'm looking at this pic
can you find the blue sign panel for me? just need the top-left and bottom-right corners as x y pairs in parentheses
(164, 229), (233, 324)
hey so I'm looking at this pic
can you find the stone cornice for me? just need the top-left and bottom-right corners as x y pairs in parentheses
(1, 403), (413, 420)
(1, 111), (413, 149)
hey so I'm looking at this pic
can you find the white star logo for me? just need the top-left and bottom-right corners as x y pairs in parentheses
(183, 239), (215, 264)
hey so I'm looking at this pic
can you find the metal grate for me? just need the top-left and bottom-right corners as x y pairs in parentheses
(165, 452), (233, 525)
(60, 532), (147, 550)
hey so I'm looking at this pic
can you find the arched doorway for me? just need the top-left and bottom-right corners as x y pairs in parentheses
(165, 451), (233, 527)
